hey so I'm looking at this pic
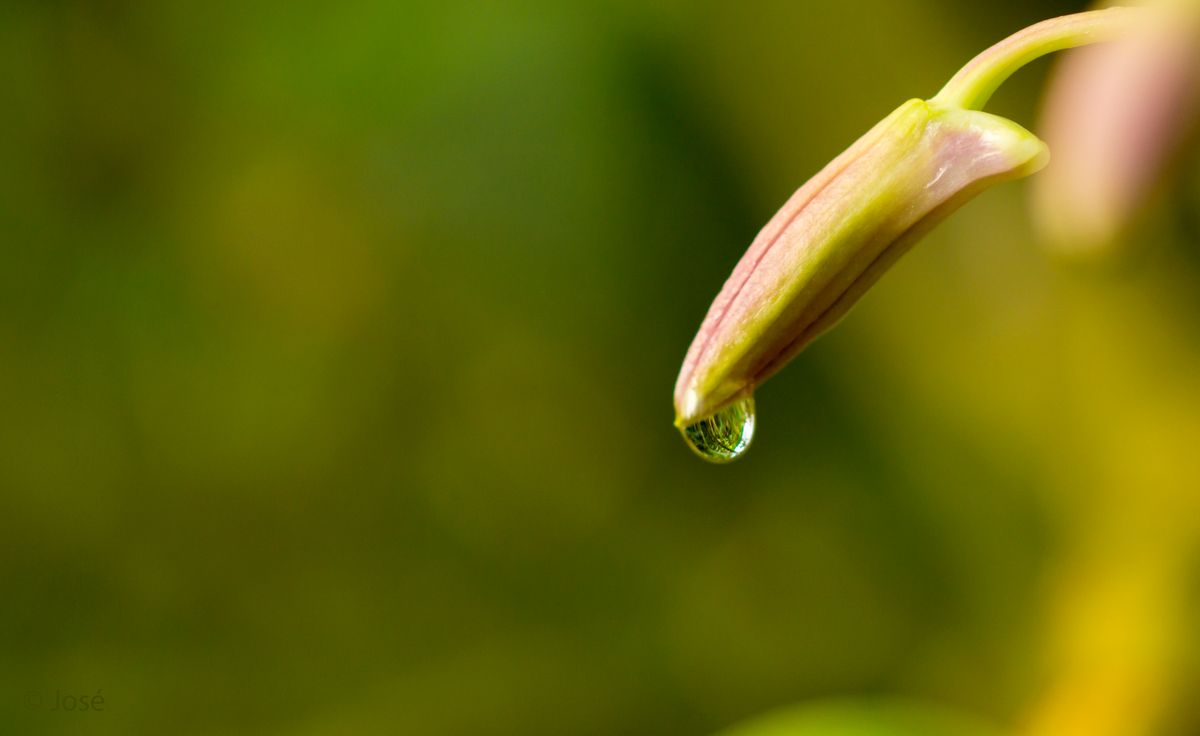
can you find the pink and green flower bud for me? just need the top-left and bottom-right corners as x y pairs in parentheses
(674, 9), (1147, 462)
(674, 100), (1048, 430)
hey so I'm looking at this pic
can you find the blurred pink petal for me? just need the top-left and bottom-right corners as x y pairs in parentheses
(1034, 3), (1200, 253)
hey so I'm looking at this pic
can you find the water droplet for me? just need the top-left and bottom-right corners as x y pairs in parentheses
(680, 396), (755, 463)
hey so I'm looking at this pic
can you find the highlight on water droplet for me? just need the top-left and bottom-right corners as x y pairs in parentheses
(679, 396), (755, 463)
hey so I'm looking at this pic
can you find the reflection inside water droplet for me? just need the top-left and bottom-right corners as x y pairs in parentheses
(680, 396), (755, 463)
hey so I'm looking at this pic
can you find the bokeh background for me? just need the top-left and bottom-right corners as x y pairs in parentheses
(3, 1), (1200, 734)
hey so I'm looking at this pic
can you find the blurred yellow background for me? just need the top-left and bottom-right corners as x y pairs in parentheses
(2, 0), (1199, 734)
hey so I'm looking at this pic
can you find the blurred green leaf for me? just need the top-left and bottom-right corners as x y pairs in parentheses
(716, 700), (1003, 736)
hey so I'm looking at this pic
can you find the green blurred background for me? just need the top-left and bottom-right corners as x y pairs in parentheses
(4, 1), (1200, 734)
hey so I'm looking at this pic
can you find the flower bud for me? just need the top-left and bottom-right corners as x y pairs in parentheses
(674, 99), (1048, 427)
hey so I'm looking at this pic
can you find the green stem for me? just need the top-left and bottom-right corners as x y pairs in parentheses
(932, 7), (1146, 111)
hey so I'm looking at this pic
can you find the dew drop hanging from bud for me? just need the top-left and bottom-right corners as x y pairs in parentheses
(680, 396), (756, 463)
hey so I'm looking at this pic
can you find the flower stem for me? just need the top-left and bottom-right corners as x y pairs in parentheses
(932, 7), (1147, 111)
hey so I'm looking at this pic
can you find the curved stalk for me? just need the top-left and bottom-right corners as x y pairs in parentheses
(933, 7), (1147, 111)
